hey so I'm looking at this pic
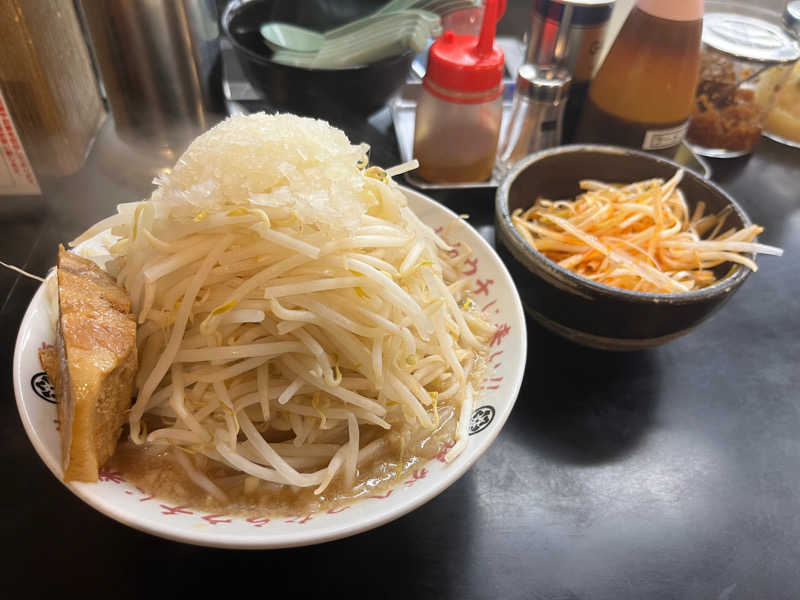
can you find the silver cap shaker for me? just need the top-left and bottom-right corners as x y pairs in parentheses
(496, 65), (571, 176)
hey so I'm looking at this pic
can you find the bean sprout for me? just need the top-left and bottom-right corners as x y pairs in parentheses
(74, 114), (491, 499)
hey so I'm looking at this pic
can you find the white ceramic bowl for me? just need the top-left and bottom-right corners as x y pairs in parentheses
(13, 188), (526, 549)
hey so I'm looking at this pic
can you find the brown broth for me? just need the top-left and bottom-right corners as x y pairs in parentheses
(108, 408), (459, 518)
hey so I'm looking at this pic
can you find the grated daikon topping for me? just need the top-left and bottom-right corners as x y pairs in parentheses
(153, 113), (372, 234)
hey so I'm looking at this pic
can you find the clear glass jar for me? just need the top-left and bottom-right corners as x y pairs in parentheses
(686, 2), (800, 158)
(762, 2), (800, 148)
(763, 59), (800, 148)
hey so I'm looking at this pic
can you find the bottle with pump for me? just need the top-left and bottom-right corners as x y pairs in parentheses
(412, 0), (505, 183)
(576, 0), (704, 157)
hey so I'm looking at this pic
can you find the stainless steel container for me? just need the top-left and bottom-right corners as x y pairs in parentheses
(79, 0), (222, 155)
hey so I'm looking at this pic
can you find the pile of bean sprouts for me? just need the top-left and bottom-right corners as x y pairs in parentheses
(71, 114), (492, 503)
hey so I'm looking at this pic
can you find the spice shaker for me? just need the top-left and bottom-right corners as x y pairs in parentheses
(524, 0), (615, 143)
(413, 0), (504, 184)
(496, 65), (571, 176)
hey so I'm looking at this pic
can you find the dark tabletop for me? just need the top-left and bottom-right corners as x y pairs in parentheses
(1, 101), (799, 599)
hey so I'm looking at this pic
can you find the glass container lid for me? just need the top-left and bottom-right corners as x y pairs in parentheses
(703, 9), (800, 63)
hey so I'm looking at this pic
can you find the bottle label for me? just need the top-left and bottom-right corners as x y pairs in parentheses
(0, 89), (40, 196)
(642, 122), (689, 151)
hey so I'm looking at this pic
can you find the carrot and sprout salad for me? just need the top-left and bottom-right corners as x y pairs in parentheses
(511, 170), (782, 293)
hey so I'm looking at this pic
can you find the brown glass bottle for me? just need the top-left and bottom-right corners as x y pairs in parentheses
(576, 0), (703, 158)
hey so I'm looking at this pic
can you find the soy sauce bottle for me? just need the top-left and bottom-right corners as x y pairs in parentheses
(576, 0), (704, 157)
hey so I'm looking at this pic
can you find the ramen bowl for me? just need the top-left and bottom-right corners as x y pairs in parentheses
(495, 144), (755, 351)
(14, 187), (526, 549)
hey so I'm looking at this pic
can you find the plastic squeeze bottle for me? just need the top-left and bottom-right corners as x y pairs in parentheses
(576, 0), (704, 158)
(412, 0), (505, 183)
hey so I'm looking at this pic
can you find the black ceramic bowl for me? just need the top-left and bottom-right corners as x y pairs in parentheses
(495, 145), (755, 350)
(221, 0), (415, 117)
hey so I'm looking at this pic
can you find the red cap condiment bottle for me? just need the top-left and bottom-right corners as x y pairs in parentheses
(412, 0), (505, 183)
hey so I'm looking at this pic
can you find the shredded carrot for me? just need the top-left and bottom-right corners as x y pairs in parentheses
(511, 170), (782, 293)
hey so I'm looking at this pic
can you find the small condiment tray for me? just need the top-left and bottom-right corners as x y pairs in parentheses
(392, 82), (712, 190)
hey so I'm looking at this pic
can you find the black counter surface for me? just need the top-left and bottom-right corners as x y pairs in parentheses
(1, 104), (799, 599)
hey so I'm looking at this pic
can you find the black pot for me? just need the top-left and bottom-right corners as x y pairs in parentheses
(495, 145), (755, 350)
(221, 0), (415, 118)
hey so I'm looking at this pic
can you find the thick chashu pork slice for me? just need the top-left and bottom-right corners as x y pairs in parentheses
(38, 246), (137, 482)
